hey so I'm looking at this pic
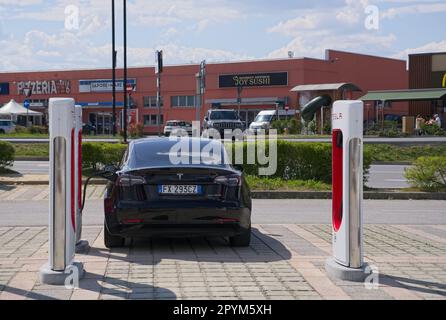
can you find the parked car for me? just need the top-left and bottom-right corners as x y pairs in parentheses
(0, 119), (16, 134)
(102, 137), (252, 248)
(249, 110), (296, 134)
(163, 120), (192, 137)
(202, 109), (245, 139)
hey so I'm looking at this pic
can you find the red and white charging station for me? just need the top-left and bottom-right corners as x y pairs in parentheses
(40, 98), (84, 285)
(325, 100), (369, 282)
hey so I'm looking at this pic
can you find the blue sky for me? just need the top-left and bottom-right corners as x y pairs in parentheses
(0, 0), (445, 71)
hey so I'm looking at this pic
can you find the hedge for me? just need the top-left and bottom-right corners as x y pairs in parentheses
(82, 143), (127, 170)
(0, 141), (15, 168)
(228, 141), (372, 184)
(80, 141), (372, 184)
(405, 156), (446, 191)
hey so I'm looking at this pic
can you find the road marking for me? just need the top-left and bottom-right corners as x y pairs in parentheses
(3, 187), (30, 201)
(32, 188), (49, 201)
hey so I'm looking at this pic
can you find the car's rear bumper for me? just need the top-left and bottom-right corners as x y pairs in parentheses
(105, 204), (251, 238)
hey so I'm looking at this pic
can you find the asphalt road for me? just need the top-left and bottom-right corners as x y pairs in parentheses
(0, 199), (444, 227)
(2, 136), (446, 145)
(10, 161), (411, 189)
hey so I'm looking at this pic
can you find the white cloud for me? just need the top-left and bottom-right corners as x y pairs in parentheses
(382, 2), (446, 19)
(393, 40), (446, 60)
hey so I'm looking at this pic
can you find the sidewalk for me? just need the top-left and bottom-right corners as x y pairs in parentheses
(0, 224), (444, 300)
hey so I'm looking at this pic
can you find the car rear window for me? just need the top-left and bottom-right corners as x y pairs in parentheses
(126, 138), (231, 170)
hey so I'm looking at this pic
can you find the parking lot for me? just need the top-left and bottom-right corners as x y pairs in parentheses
(0, 185), (445, 300)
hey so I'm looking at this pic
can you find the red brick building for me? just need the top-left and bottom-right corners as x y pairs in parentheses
(0, 49), (408, 134)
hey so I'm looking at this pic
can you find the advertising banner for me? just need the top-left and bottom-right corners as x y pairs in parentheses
(79, 79), (137, 93)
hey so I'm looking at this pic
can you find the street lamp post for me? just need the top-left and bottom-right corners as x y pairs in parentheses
(111, 0), (117, 136)
(123, 0), (128, 143)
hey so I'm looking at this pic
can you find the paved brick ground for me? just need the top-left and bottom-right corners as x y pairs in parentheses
(0, 223), (444, 300)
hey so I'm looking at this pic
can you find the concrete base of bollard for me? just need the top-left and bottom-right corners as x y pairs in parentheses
(39, 261), (84, 286)
(325, 257), (370, 282)
(75, 240), (90, 254)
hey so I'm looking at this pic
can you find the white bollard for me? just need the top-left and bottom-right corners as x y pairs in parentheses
(39, 98), (84, 285)
(325, 100), (369, 282)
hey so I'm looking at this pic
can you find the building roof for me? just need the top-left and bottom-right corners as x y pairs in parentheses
(359, 88), (446, 102)
(290, 83), (362, 93)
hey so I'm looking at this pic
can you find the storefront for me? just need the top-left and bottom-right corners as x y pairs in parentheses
(0, 49), (410, 134)
(409, 52), (446, 125)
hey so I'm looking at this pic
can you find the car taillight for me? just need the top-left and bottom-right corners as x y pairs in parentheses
(214, 175), (241, 187)
(117, 174), (146, 187)
(104, 198), (114, 215)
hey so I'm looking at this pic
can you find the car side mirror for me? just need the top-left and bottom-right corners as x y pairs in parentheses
(233, 165), (244, 172)
(204, 117), (209, 121)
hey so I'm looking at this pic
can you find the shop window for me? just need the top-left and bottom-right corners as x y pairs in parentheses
(171, 95), (200, 108)
(143, 114), (164, 126)
(143, 96), (163, 108)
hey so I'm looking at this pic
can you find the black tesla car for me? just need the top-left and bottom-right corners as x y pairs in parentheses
(103, 137), (252, 248)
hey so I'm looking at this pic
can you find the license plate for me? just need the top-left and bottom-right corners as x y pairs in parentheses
(158, 185), (202, 195)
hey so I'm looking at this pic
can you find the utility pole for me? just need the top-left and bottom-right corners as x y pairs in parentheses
(195, 60), (206, 123)
(237, 85), (243, 118)
(155, 50), (163, 137)
(123, 0), (128, 143)
(111, 0), (117, 136)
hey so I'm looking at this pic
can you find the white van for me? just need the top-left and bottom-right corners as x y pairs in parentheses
(249, 110), (296, 134)
(0, 119), (16, 134)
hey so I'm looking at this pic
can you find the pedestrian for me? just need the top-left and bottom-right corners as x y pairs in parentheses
(434, 114), (442, 128)
(415, 114), (424, 136)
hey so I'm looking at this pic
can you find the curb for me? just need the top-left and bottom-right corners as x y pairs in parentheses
(251, 191), (446, 200)
(15, 157), (49, 161)
(372, 161), (412, 166)
(0, 179), (108, 186)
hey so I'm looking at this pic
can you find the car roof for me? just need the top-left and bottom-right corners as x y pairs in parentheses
(257, 110), (276, 115)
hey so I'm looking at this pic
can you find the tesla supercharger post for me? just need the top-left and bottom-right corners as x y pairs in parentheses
(325, 100), (369, 282)
(74, 105), (89, 253)
(40, 98), (84, 285)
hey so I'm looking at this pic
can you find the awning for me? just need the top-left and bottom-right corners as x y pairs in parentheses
(359, 88), (446, 102)
(205, 97), (284, 106)
(290, 83), (362, 92)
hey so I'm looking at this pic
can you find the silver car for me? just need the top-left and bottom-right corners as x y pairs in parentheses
(163, 120), (193, 137)
(0, 119), (16, 134)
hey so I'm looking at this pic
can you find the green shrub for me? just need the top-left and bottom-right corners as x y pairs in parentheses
(82, 143), (127, 170)
(28, 126), (49, 134)
(421, 124), (446, 136)
(227, 141), (371, 184)
(271, 118), (302, 134)
(129, 123), (144, 138)
(405, 156), (446, 191)
(0, 141), (15, 168)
